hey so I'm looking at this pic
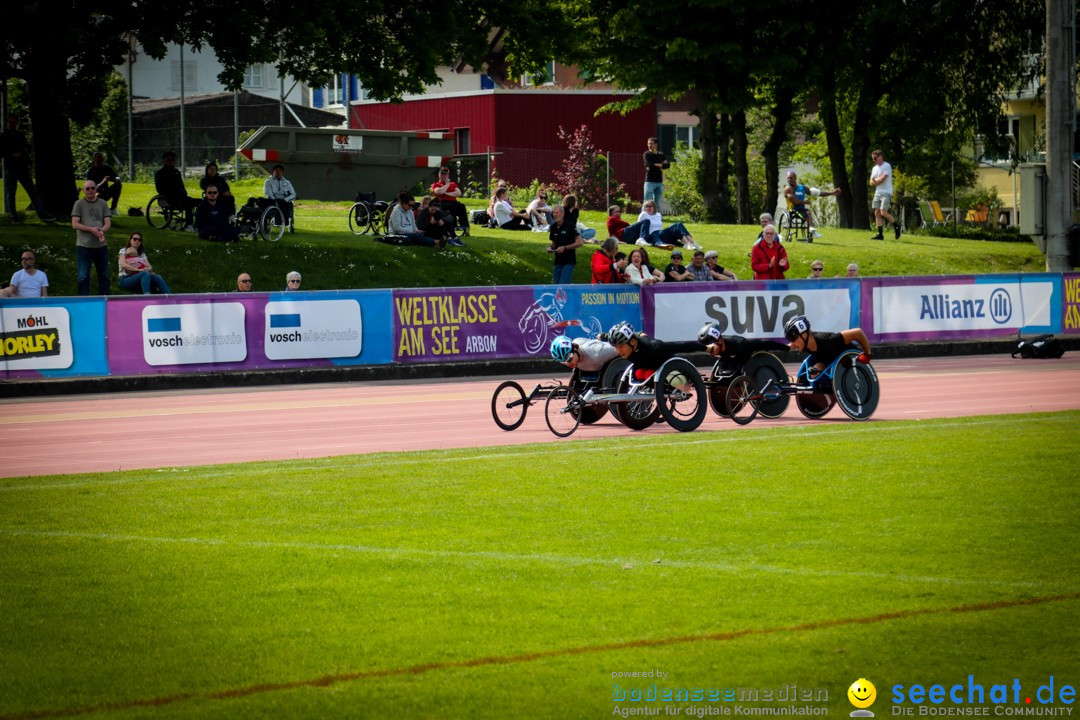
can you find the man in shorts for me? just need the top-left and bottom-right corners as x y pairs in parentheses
(869, 149), (899, 240)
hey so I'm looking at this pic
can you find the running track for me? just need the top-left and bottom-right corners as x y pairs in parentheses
(2, 354), (1079, 478)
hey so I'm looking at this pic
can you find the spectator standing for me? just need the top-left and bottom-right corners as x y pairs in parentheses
(591, 237), (627, 284)
(118, 232), (171, 294)
(235, 273), (253, 292)
(86, 152), (123, 213)
(263, 164), (296, 232)
(3, 250), (48, 297)
(431, 166), (469, 235)
(642, 136), (669, 208)
(704, 250), (737, 281)
(285, 271), (302, 291)
(625, 247), (664, 286)
(154, 151), (198, 230)
(493, 187), (530, 230)
(200, 162), (235, 215)
(750, 224), (789, 280)
(195, 186), (241, 242)
(547, 205), (584, 285)
(606, 204), (651, 246)
(664, 249), (692, 282)
(71, 180), (111, 295)
(870, 149), (899, 240)
(1, 116), (52, 222)
(808, 260), (825, 279)
(390, 192), (441, 247)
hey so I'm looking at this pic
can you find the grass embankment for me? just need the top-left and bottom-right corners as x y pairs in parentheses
(0, 181), (1048, 295)
(0, 412), (1077, 718)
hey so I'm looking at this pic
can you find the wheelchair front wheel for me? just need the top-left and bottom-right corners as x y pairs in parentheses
(725, 375), (761, 425)
(260, 204), (286, 242)
(544, 385), (582, 438)
(491, 381), (528, 431)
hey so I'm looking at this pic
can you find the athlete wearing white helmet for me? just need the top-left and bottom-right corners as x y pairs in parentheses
(550, 335), (619, 372)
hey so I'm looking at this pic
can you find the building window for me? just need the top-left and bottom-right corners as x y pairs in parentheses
(243, 64), (264, 89)
(522, 60), (556, 87)
(455, 128), (470, 155)
(170, 60), (197, 91)
(658, 125), (698, 157)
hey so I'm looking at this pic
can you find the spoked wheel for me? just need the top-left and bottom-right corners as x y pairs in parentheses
(795, 369), (835, 419)
(349, 202), (372, 235)
(708, 360), (737, 417)
(725, 374), (761, 425)
(491, 381), (528, 431)
(655, 357), (708, 432)
(260, 205), (286, 242)
(544, 385), (582, 438)
(146, 195), (178, 230)
(744, 352), (790, 419)
(616, 374), (658, 431)
(833, 356), (880, 420)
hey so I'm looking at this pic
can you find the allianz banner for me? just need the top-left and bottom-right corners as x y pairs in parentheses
(865, 274), (1061, 342)
(0, 297), (108, 378)
(106, 291), (394, 375)
(642, 280), (859, 342)
(392, 284), (641, 363)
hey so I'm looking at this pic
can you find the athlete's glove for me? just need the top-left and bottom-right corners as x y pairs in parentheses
(857, 352), (872, 364)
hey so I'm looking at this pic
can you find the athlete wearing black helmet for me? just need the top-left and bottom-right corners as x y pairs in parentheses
(698, 322), (788, 364)
(784, 314), (871, 374)
(603, 322), (704, 371)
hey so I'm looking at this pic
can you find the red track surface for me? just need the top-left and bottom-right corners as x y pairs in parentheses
(2, 354), (1079, 478)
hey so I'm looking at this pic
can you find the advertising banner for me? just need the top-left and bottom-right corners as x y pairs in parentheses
(106, 290), (393, 375)
(866, 274), (1061, 342)
(392, 285), (640, 363)
(0, 297), (107, 378)
(1063, 273), (1080, 335)
(643, 280), (859, 342)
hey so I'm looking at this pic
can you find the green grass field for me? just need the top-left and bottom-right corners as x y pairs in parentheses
(2, 411), (1078, 719)
(0, 181), (1050, 296)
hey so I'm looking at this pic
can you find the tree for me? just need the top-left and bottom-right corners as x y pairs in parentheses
(551, 125), (626, 209)
(1, 0), (562, 215)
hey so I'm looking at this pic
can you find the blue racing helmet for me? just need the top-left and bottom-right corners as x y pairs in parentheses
(550, 335), (574, 363)
(698, 322), (722, 345)
(607, 322), (635, 347)
(784, 314), (811, 341)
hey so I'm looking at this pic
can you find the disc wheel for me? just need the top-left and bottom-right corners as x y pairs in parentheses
(349, 202), (372, 235)
(544, 385), (582, 438)
(616, 373), (658, 431)
(744, 352), (790, 419)
(655, 357), (708, 432)
(260, 204), (286, 242)
(491, 381), (527, 431)
(795, 369), (835, 419)
(725, 374), (761, 425)
(833, 356), (880, 420)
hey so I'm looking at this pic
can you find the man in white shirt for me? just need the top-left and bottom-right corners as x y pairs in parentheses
(263, 164), (297, 232)
(4, 250), (48, 297)
(869, 149), (899, 240)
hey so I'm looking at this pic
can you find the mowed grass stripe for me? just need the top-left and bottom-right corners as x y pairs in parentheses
(3, 592), (1077, 720)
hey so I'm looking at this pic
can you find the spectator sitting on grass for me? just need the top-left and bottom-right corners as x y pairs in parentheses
(200, 162), (235, 215)
(285, 271), (302, 291)
(86, 152), (122, 213)
(420, 199), (464, 247)
(526, 189), (555, 229)
(664, 248), (692, 282)
(3, 249), (48, 297)
(493, 187), (530, 230)
(235, 273), (253, 292)
(808, 260), (824, 279)
(705, 250), (738, 281)
(390, 192), (443, 248)
(606, 204), (652, 246)
(195, 186), (241, 242)
(591, 238), (627, 284)
(118, 231), (171, 294)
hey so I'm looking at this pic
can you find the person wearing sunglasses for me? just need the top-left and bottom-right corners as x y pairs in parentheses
(285, 271), (302, 291)
(195, 186), (241, 242)
(807, 260), (825, 278)
(72, 181), (111, 295)
(3, 250), (48, 297)
(118, 232), (171, 294)
(526, 190), (554, 229)
(430, 166), (469, 236)
(235, 273), (253, 292)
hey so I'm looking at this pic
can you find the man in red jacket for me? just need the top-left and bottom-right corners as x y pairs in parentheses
(750, 224), (789, 280)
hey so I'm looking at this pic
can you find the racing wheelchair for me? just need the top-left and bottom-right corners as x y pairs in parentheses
(491, 357), (630, 431)
(724, 349), (880, 425)
(543, 356), (709, 438)
(348, 192), (392, 235)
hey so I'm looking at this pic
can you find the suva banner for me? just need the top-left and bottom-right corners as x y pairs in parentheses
(642, 280), (860, 342)
(392, 285), (641, 363)
(0, 297), (108, 378)
(865, 274), (1061, 342)
(106, 290), (393, 374)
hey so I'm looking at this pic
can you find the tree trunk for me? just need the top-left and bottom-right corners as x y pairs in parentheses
(821, 98), (853, 228)
(716, 113), (735, 223)
(696, 104), (721, 222)
(761, 86), (794, 220)
(26, 45), (77, 217)
(732, 109), (750, 224)
(849, 68), (881, 232)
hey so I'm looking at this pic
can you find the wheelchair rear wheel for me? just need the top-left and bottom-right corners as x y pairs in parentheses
(655, 357), (708, 432)
(348, 202), (373, 235)
(146, 195), (181, 230)
(260, 205), (286, 242)
(743, 352), (790, 418)
(833, 356), (880, 420)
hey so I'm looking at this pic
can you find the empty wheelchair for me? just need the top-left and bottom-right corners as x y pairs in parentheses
(349, 191), (392, 235)
(236, 198), (288, 242)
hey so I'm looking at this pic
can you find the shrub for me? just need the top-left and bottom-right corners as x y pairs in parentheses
(551, 125), (625, 210)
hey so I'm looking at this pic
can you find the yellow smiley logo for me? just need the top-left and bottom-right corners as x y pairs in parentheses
(848, 679), (877, 709)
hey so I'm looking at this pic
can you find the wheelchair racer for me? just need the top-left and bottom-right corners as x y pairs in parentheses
(602, 322), (706, 374)
(784, 315), (871, 376)
(550, 335), (619, 372)
(698, 322), (789, 366)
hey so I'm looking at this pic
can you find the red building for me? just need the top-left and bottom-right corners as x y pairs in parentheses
(347, 90), (658, 202)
